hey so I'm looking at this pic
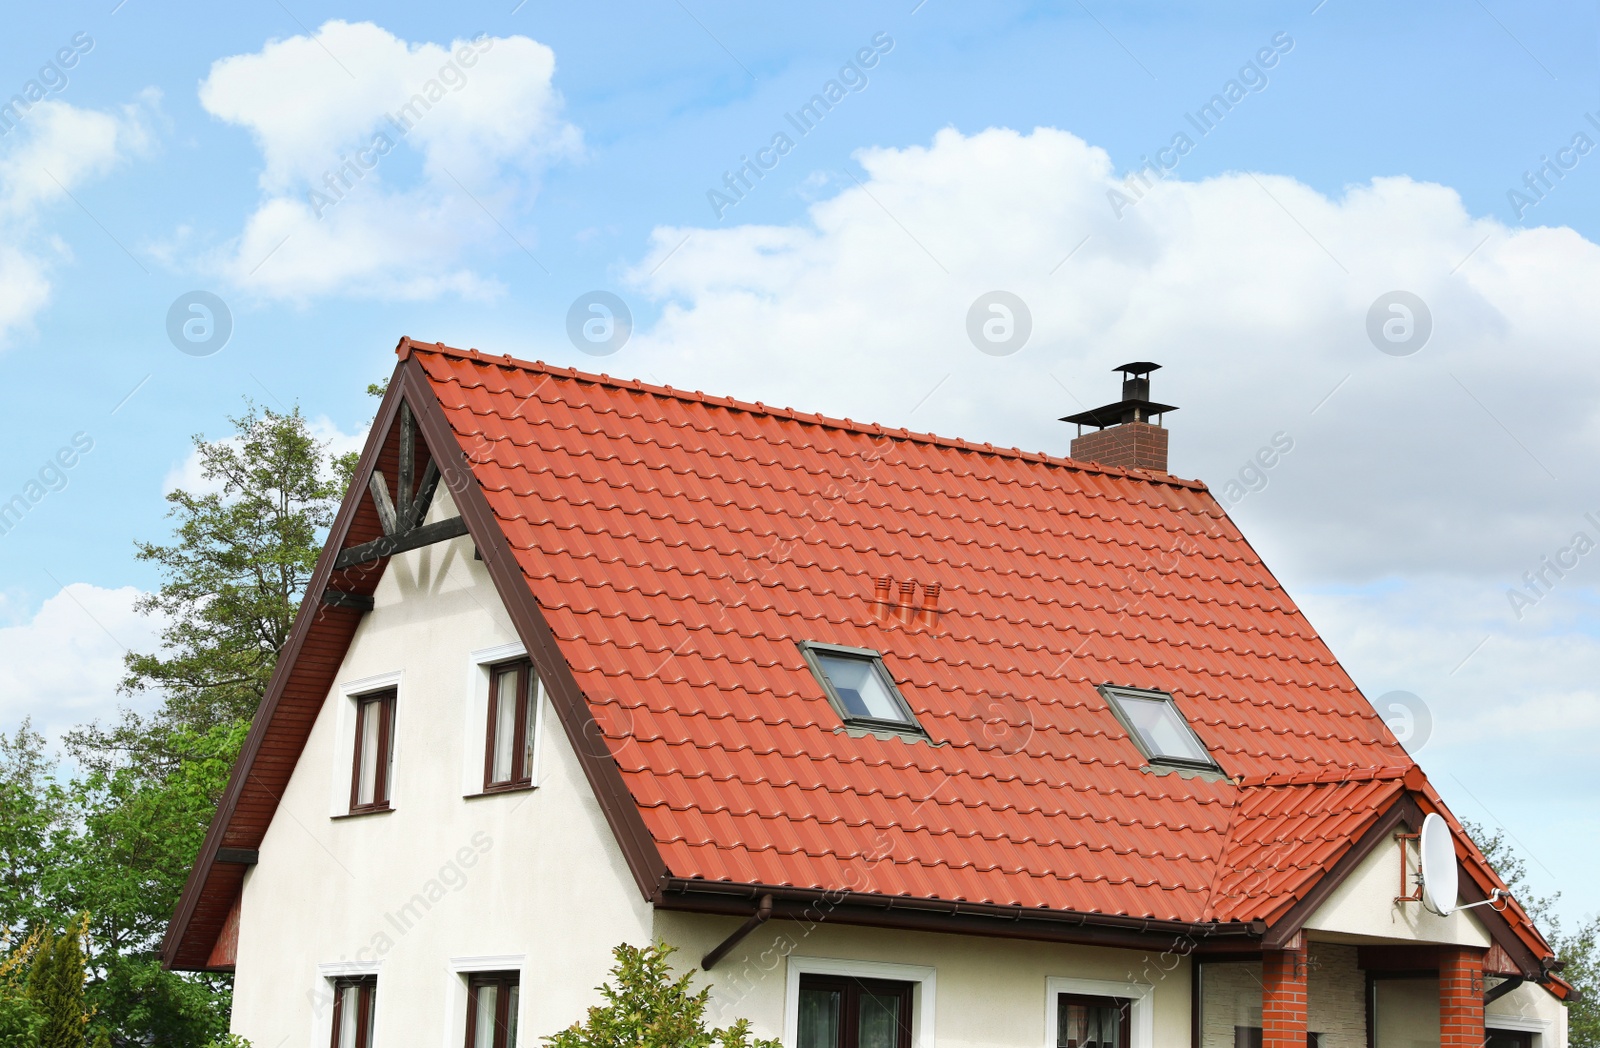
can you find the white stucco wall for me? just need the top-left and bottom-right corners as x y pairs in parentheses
(1304, 832), (1491, 947)
(1487, 979), (1570, 1047)
(231, 492), (653, 1048)
(655, 910), (1195, 1048)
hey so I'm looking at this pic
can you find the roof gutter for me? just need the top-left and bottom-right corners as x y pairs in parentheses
(657, 879), (1264, 956)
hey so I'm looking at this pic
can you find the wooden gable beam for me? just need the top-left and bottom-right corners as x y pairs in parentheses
(331, 397), (465, 573)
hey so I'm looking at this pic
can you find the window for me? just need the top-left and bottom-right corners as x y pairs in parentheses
(1100, 685), (1216, 769)
(1486, 1034), (1533, 1048)
(1056, 993), (1129, 1048)
(799, 642), (920, 732)
(484, 661), (539, 791)
(350, 689), (397, 812)
(465, 972), (520, 1048)
(798, 974), (913, 1048)
(331, 976), (377, 1048)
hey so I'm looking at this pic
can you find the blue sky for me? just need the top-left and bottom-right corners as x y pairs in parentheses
(2, 0), (1599, 927)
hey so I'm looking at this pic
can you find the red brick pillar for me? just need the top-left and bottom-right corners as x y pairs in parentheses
(1439, 947), (1487, 1047)
(1262, 944), (1308, 1048)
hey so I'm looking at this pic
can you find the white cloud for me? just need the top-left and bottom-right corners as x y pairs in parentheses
(1300, 576), (1600, 919)
(199, 21), (579, 300)
(620, 125), (1600, 921)
(0, 94), (154, 344)
(0, 584), (163, 747)
(624, 126), (1600, 584)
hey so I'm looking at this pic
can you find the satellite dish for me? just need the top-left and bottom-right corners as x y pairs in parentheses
(1419, 813), (1459, 917)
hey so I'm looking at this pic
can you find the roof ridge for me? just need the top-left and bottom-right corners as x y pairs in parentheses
(396, 336), (1211, 493)
(1238, 764), (1422, 789)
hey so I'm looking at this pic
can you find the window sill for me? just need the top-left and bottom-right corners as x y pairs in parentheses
(465, 783), (536, 799)
(333, 805), (395, 820)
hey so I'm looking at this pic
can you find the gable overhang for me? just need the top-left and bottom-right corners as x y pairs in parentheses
(1255, 786), (1563, 995)
(162, 342), (669, 971)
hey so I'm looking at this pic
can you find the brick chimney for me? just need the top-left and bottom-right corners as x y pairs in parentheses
(1063, 362), (1177, 472)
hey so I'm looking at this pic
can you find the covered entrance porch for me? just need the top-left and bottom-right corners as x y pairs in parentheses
(1195, 934), (1545, 1047)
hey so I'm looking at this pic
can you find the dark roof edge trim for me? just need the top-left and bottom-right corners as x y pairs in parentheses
(655, 877), (1265, 955)
(161, 376), (412, 971)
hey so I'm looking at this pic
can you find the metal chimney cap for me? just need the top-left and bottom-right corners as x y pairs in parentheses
(1113, 361), (1161, 375)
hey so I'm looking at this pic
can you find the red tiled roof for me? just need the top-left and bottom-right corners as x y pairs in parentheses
(412, 343), (1418, 923)
(163, 338), (1558, 974)
(1208, 771), (1412, 923)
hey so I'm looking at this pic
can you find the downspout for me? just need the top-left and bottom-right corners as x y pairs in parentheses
(1484, 975), (1524, 1005)
(701, 894), (774, 971)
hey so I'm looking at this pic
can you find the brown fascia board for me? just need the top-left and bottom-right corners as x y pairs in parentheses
(657, 879), (1265, 955)
(162, 373), (413, 971)
(1261, 791), (1549, 982)
(398, 354), (673, 900)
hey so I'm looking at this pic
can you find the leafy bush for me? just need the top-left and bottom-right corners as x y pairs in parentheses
(28, 919), (90, 1048)
(546, 942), (779, 1048)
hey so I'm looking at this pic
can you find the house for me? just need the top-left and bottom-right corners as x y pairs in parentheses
(162, 340), (1572, 1048)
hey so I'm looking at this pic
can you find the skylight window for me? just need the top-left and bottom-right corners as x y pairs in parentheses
(1101, 685), (1217, 769)
(799, 642), (921, 732)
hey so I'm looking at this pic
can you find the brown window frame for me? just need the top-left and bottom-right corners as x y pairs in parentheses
(349, 689), (397, 813)
(464, 971), (520, 1048)
(330, 975), (377, 1048)
(1056, 991), (1131, 1048)
(798, 973), (914, 1048)
(482, 660), (538, 793)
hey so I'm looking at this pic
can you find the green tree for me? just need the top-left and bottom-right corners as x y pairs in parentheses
(0, 721), (65, 933)
(546, 942), (780, 1048)
(1468, 821), (1599, 1046)
(0, 928), (45, 1045)
(48, 402), (355, 1046)
(69, 404), (353, 773)
(45, 722), (242, 1047)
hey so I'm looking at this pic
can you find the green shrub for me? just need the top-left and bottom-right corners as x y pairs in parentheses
(27, 920), (89, 1048)
(545, 942), (779, 1048)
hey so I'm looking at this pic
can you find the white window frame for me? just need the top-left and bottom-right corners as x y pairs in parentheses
(1483, 1011), (1553, 1046)
(444, 954), (527, 1048)
(462, 642), (545, 797)
(332, 670), (405, 817)
(314, 959), (383, 1048)
(784, 955), (936, 1048)
(1045, 975), (1154, 1048)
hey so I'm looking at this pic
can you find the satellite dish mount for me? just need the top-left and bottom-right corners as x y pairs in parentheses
(1401, 813), (1511, 917)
